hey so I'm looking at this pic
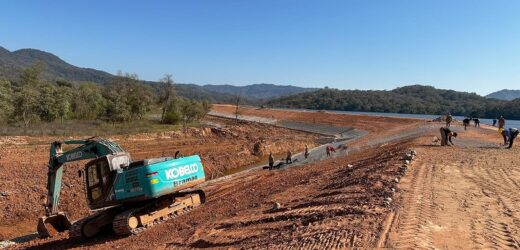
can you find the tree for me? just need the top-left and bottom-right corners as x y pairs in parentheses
(37, 82), (59, 122)
(13, 85), (40, 129)
(158, 74), (176, 123)
(72, 83), (105, 120)
(109, 72), (153, 120)
(20, 62), (46, 86)
(162, 97), (211, 126)
(102, 89), (131, 125)
(163, 97), (183, 125)
(0, 80), (14, 123)
(11, 63), (46, 129)
(55, 85), (73, 123)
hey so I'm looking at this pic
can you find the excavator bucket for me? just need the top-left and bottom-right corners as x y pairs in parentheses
(37, 212), (72, 238)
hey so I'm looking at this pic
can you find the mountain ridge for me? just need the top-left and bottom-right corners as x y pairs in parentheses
(0, 46), (315, 102)
(486, 89), (520, 101)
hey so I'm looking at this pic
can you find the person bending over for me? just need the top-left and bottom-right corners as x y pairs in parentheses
(440, 127), (458, 146)
(502, 128), (519, 149)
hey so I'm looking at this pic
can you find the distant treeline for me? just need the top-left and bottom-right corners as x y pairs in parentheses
(0, 62), (211, 128)
(267, 85), (520, 120)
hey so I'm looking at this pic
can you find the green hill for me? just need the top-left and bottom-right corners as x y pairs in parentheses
(267, 85), (520, 119)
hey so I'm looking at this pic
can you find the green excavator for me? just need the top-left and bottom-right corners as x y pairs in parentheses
(37, 137), (206, 239)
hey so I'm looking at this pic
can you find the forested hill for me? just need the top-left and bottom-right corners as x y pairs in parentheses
(0, 46), (313, 103)
(202, 84), (317, 100)
(486, 89), (520, 101)
(267, 85), (520, 120)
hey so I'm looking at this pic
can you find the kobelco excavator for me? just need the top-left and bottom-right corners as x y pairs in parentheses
(37, 137), (206, 239)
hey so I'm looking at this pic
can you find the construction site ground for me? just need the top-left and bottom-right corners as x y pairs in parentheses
(0, 116), (316, 242)
(3, 105), (519, 249)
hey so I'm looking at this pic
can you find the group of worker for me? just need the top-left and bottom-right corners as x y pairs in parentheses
(441, 114), (518, 149)
(461, 117), (480, 130)
(268, 143), (339, 169)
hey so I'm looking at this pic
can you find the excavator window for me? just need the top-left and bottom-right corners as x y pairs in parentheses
(86, 158), (112, 203)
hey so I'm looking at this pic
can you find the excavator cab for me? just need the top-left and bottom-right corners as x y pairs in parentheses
(84, 153), (129, 206)
(85, 157), (112, 204)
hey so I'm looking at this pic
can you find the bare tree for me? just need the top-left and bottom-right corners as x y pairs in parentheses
(159, 74), (176, 123)
(234, 93), (241, 122)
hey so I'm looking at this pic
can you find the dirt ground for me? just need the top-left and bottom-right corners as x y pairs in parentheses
(0, 116), (316, 240)
(212, 105), (427, 148)
(4, 107), (520, 249)
(18, 139), (413, 249)
(385, 127), (520, 249)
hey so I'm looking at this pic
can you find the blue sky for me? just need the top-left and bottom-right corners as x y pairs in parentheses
(1, 1), (519, 95)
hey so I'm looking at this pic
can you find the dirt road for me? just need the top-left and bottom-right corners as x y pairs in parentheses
(386, 128), (520, 249)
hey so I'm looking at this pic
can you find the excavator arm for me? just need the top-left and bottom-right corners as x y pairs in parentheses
(38, 137), (126, 238)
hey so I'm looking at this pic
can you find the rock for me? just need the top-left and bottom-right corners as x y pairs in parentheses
(403, 153), (414, 161)
(0, 191), (9, 197)
(411, 150), (417, 156)
(0, 241), (16, 248)
(384, 197), (393, 207)
(391, 188), (396, 193)
(347, 164), (353, 168)
(272, 202), (281, 210)
(403, 160), (410, 165)
(394, 178), (400, 183)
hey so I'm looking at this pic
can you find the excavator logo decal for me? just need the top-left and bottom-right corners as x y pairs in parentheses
(165, 163), (199, 180)
(66, 151), (83, 161)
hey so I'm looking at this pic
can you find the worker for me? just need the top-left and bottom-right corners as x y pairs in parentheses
(268, 152), (274, 169)
(446, 113), (453, 127)
(286, 150), (293, 164)
(304, 144), (309, 159)
(502, 128), (519, 149)
(473, 118), (480, 127)
(463, 118), (470, 130)
(326, 146), (331, 157)
(440, 127), (458, 146)
(492, 119), (497, 127)
(498, 116), (506, 134)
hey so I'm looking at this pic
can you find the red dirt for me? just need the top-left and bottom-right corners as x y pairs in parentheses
(8, 106), (514, 249)
(212, 104), (426, 147)
(20, 140), (413, 249)
(0, 116), (316, 240)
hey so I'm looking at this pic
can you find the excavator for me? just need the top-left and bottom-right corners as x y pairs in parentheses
(37, 137), (206, 239)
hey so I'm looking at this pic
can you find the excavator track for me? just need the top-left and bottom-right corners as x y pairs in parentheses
(69, 207), (121, 240)
(113, 190), (205, 236)
(69, 213), (102, 240)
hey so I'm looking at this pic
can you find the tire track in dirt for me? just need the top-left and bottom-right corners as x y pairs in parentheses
(389, 163), (435, 249)
(388, 132), (520, 249)
(465, 162), (520, 249)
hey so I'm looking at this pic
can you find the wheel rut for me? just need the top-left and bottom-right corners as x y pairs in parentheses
(387, 135), (520, 249)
